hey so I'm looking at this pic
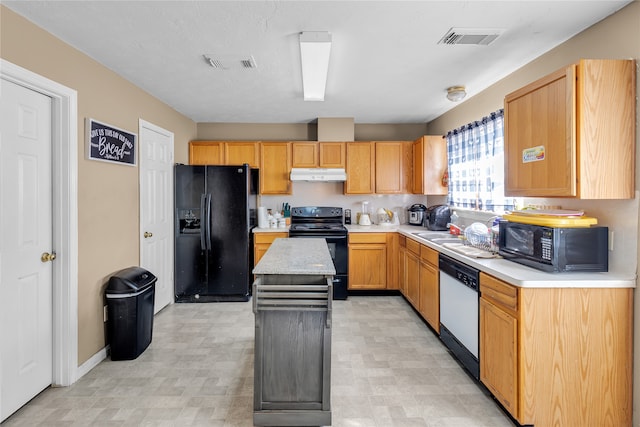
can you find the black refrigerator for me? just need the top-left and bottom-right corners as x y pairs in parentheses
(174, 164), (258, 302)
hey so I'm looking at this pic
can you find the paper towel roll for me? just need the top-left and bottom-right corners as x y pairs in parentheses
(258, 207), (268, 228)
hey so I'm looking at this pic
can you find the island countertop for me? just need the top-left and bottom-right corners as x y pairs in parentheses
(252, 237), (336, 276)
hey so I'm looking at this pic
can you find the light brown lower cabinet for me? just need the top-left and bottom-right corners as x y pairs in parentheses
(254, 232), (288, 267)
(479, 272), (632, 426)
(398, 236), (407, 295)
(404, 238), (420, 307)
(418, 245), (439, 333)
(348, 233), (387, 289)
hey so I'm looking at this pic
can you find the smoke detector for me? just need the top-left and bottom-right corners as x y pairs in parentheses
(203, 54), (258, 69)
(438, 28), (504, 46)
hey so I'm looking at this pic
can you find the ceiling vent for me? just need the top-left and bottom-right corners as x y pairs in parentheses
(438, 28), (504, 46)
(203, 54), (257, 69)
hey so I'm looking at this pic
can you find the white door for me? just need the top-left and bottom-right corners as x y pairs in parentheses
(139, 120), (174, 314)
(0, 79), (53, 421)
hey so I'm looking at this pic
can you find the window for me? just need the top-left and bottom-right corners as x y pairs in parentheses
(446, 109), (514, 212)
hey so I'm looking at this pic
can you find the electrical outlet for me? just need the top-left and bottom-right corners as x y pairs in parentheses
(609, 231), (615, 252)
(103, 305), (108, 322)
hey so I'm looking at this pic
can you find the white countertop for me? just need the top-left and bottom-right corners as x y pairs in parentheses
(351, 224), (636, 288)
(254, 223), (636, 288)
(402, 225), (636, 288)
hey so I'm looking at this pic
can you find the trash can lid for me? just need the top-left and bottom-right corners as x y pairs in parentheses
(107, 266), (157, 294)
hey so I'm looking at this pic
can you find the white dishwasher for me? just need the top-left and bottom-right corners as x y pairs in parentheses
(439, 253), (480, 380)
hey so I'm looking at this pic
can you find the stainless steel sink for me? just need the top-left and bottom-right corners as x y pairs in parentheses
(411, 232), (450, 240)
(441, 242), (497, 259)
(429, 237), (463, 244)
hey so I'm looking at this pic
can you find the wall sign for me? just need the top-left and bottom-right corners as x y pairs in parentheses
(86, 118), (137, 166)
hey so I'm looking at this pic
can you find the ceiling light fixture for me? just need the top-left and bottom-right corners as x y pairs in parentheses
(299, 31), (332, 101)
(446, 86), (467, 102)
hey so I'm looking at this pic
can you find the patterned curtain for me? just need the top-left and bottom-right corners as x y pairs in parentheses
(446, 109), (513, 212)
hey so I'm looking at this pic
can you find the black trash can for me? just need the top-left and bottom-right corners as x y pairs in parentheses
(106, 267), (157, 361)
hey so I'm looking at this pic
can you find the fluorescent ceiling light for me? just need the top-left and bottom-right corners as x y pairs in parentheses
(299, 31), (332, 101)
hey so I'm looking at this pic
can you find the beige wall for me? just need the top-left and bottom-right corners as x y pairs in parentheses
(1, 6), (197, 364)
(195, 122), (427, 142)
(427, 2), (640, 424)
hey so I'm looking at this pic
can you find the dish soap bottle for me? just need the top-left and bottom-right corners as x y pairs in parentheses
(449, 210), (462, 235)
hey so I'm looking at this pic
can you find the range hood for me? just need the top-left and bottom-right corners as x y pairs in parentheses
(290, 168), (347, 182)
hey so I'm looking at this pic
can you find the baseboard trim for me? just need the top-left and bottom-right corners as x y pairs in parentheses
(75, 346), (109, 380)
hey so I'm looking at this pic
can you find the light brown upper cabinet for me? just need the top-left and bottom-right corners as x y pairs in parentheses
(260, 142), (292, 195)
(413, 135), (448, 195)
(189, 141), (259, 168)
(225, 142), (259, 167)
(319, 142), (346, 168)
(375, 141), (412, 194)
(345, 142), (375, 194)
(291, 142), (318, 168)
(292, 142), (346, 168)
(504, 59), (635, 199)
(189, 141), (224, 165)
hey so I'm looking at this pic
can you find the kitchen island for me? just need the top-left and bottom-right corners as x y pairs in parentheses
(252, 238), (335, 426)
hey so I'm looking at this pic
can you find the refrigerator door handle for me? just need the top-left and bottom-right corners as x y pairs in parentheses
(206, 193), (212, 251)
(200, 194), (207, 250)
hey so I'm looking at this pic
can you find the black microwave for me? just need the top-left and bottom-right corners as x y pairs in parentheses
(498, 221), (608, 272)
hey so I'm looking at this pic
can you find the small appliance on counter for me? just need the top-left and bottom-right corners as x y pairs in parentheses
(498, 209), (608, 272)
(425, 204), (451, 231)
(376, 207), (393, 225)
(359, 201), (372, 225)
(408, 204), (427, 226)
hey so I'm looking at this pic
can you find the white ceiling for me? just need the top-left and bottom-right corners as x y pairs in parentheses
(4, 1), (633, 124)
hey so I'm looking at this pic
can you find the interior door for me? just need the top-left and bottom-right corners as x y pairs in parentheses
(0, 79), (53, 421)
(139, 120), (174, 314)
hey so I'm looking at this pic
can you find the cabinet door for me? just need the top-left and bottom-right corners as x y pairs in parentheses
(480, 297), (518, 417)
(418, 246), (439, 333)
(254, 233), (288, 267)
(375, 141), (411, 194)
(386, 233), (399, 290)
(189, 141), (224, 165)
(348, 233), (387, 289)
(398, 236), (406, 296)
(260, 142), (292, 194)
(226, 142), (259, 168)
(504, 66), (576, 197)
(345, 142), (375, 194)
(319, 142), (345, 168)
(404, 249), (420, 309)
(292, 142), (318, 168)
(413, 136), (448, 195)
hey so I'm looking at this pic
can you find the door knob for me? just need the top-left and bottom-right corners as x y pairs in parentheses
(144, 232), (153, 238)
(41, 252), (57, 262)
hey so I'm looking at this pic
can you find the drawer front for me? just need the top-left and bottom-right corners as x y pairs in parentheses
(480, 272), (518, 313)
(406, 238), (421, 255)
(255, 232), (288, 244)
(420, 244), (438, 266)
(349, 233), (387, 244)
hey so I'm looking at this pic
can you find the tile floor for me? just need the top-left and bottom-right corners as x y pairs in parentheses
(2, 296), (515, 426)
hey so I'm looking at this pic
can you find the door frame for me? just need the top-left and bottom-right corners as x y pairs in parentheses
(1, 59), (78, 387)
